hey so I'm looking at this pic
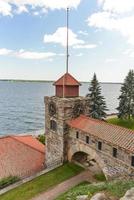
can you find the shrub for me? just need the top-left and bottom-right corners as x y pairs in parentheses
(94, 173), (106, 181)
(37, 134), (45, 145)
(0, 176), (20, 189)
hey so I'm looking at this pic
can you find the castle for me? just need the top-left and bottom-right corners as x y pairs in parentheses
(44, 72), (134, 180)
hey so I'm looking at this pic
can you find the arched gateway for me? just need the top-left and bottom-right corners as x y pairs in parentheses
(71, 150), (105, 176)
(68, 139), (110, 180)
(44, 72), (134, 180)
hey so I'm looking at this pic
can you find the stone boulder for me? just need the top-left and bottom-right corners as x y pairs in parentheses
(76, 195), (89, 200)
(90, 193), (108, 200)
(120, 188), (134, 200)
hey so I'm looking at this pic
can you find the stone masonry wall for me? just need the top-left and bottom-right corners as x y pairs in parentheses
(68, 128), (134, 179)
(45, 96), (64, 167)
(44, 96), (88, 166)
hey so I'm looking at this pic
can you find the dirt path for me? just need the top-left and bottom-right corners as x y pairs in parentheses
(31, 170), (95, 200)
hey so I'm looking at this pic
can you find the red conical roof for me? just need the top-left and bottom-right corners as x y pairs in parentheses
(54, 73), (81, 86)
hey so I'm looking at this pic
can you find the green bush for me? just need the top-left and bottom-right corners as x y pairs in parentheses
(37, 134), (45, 145)
(56, 180), (134, 200)
(94, 173), (106, 182)
(0, 176), (20, 189)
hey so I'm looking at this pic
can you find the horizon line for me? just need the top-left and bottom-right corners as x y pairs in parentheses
(0, 79), (122, 84)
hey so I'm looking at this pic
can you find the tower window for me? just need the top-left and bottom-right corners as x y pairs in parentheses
(113, 147), (117, 158)
(131, 156), (134, 167)
(50, 120), (57, 131)
(98, 141), (102, 150)
(76, 131), (79, 139)
(86, 136), (89, 144)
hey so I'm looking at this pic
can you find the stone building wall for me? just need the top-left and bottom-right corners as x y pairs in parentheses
(45, 96), (64, 167)
(68, 128), (134, 179)
(44, 96), (88, 167)
(44, 93), (134, 180)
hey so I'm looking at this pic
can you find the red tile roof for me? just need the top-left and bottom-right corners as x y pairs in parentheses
(12, 135), (45, 154)
(0, 135), (45, 179)
(54, 73), (81, 86)
(67, 115), (134, 153)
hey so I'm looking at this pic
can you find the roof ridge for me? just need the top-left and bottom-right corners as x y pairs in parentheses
(0, 135), (10, 139)
(0, 134), (32, 139)
(11, 135), (45, 154)
(66, 73), (81, 85)
(54, 72), (81, 86)
(53, 74), (64, 85)
(79, 115), (134, 134)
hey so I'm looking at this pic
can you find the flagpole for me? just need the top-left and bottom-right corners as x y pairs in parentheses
(66, 7), (69, 73)
(63, 7), (69, 98)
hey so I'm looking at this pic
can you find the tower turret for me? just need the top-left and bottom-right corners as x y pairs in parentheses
(54, 72), (81, 98)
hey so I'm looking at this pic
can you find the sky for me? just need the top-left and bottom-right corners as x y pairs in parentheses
(0, 0), (134, 82)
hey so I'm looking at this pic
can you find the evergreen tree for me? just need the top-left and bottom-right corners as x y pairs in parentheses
(117, 70), (134, 119)
(86, 73), (108, 119)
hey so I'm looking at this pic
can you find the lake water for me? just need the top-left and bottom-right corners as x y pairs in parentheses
(0, 81), (121, 135)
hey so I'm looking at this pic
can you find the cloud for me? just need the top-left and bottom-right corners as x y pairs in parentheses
(73, 44), (97, 49)
(0, 1), (12, 16)
(15, 49), (56, 59)
(1, 0), (82, 16)
(88, 11), (134, 45)
(33, 11), (39, 16)
(87, 0), (134, 46)
(78, 30), (88, 36)
(98, 0), (134, 13)
(15, 5), (28, 14)
(0, 48), (59, 60)
(41, 8), (48, 14)
(44, 27), (84, 47)
(0, 48), (13, 55)
(44, 27), (98, 50)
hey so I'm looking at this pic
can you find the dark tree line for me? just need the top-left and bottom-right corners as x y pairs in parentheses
(86, 70), (134, 120)
(117, 70), (134, 119)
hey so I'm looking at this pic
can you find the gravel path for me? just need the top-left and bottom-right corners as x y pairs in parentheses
(31, 170), (94, 200)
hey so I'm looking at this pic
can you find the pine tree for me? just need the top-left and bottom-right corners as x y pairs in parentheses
(117, 70), (134, 119)
(86, 73), (108, 119)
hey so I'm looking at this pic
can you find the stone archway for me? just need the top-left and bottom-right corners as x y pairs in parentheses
(71, 151), (104, 176)
(68, 141), (109, 180)
(72, 151), (88, 164)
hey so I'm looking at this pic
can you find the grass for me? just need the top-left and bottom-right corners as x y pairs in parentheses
(107, 117), (134, 130)
(93, 173), (106, 182)
(0, 176), (20, 189)
(0, 163), (83, 200)
(56, 180), (134, 200)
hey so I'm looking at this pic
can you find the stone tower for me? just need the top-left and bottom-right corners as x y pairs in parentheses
(44, 73), (88, 167)
(44, 8), (90, 167)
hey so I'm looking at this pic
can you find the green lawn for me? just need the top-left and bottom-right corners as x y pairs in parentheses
(0, 163), (83, 200)
(56, 180), (134, 200)
(93, 173), (106, 182)
(107, 117), (134, 130)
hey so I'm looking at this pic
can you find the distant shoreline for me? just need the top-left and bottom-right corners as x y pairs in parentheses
(0, 79), (53, 83)
(0, 79), (122, 84)
(0, 129), (45, 138)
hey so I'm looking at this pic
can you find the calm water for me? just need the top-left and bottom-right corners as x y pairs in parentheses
(0, 81), (121, 135)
